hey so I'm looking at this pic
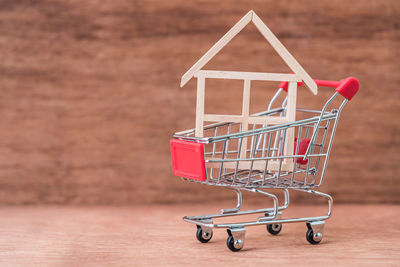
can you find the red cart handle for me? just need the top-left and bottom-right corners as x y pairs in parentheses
(279, 77), (359, 100)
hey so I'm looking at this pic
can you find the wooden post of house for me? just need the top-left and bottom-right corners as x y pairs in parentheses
(195, 74), (205, 138)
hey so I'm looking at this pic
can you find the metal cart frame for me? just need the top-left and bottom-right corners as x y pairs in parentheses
(171, 78), (359, 251)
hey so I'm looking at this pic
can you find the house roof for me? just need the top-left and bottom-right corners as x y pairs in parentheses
(180, 10), (317, 95)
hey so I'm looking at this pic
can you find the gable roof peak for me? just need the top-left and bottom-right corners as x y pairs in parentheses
(180, 10), (317, 95)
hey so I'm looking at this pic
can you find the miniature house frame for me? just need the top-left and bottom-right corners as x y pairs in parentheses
(180, 10), (318, 171)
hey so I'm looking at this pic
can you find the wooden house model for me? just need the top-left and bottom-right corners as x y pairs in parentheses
(180, 10), (318, 171)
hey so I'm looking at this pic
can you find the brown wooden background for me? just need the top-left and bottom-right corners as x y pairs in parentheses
(0, 0), (398, 205)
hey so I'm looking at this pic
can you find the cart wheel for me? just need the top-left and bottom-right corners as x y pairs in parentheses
(306, 228), (321, 245)
(266, 223), (282, 235)
(196, 226), (213, 243)
(226, 235), (242, 252)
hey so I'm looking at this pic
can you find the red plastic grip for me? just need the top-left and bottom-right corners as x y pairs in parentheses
(335, 77), (359, 100)
(278, 77), (359, 100)
(314, 79), (340, 88)
(278, 81), (303, 92)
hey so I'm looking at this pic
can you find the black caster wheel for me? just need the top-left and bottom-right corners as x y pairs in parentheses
(196, 226), (213, 243)
(306, 228), (321, 245)
(226, 235), (242, 252)
(267, 223), (282, 235)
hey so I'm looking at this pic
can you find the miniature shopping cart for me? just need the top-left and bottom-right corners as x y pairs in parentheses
(170, 78), (358, 251)
(170, 11), (359, 251)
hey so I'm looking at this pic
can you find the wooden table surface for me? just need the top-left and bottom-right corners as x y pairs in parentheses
(0, 204), (399, 266)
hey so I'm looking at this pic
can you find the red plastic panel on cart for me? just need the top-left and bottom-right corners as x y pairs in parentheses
(294, 138), (311, 165)
(170, 139), (206, 181)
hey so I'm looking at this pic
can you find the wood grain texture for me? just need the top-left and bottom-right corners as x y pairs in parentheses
(251, 12), (318, 94)
(0, 0), (399, 204)
(194, 70), (301, 82)
(0, 204), (399, 266)
(180, 10), (253, 87)
(194, 74), (205, 137)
